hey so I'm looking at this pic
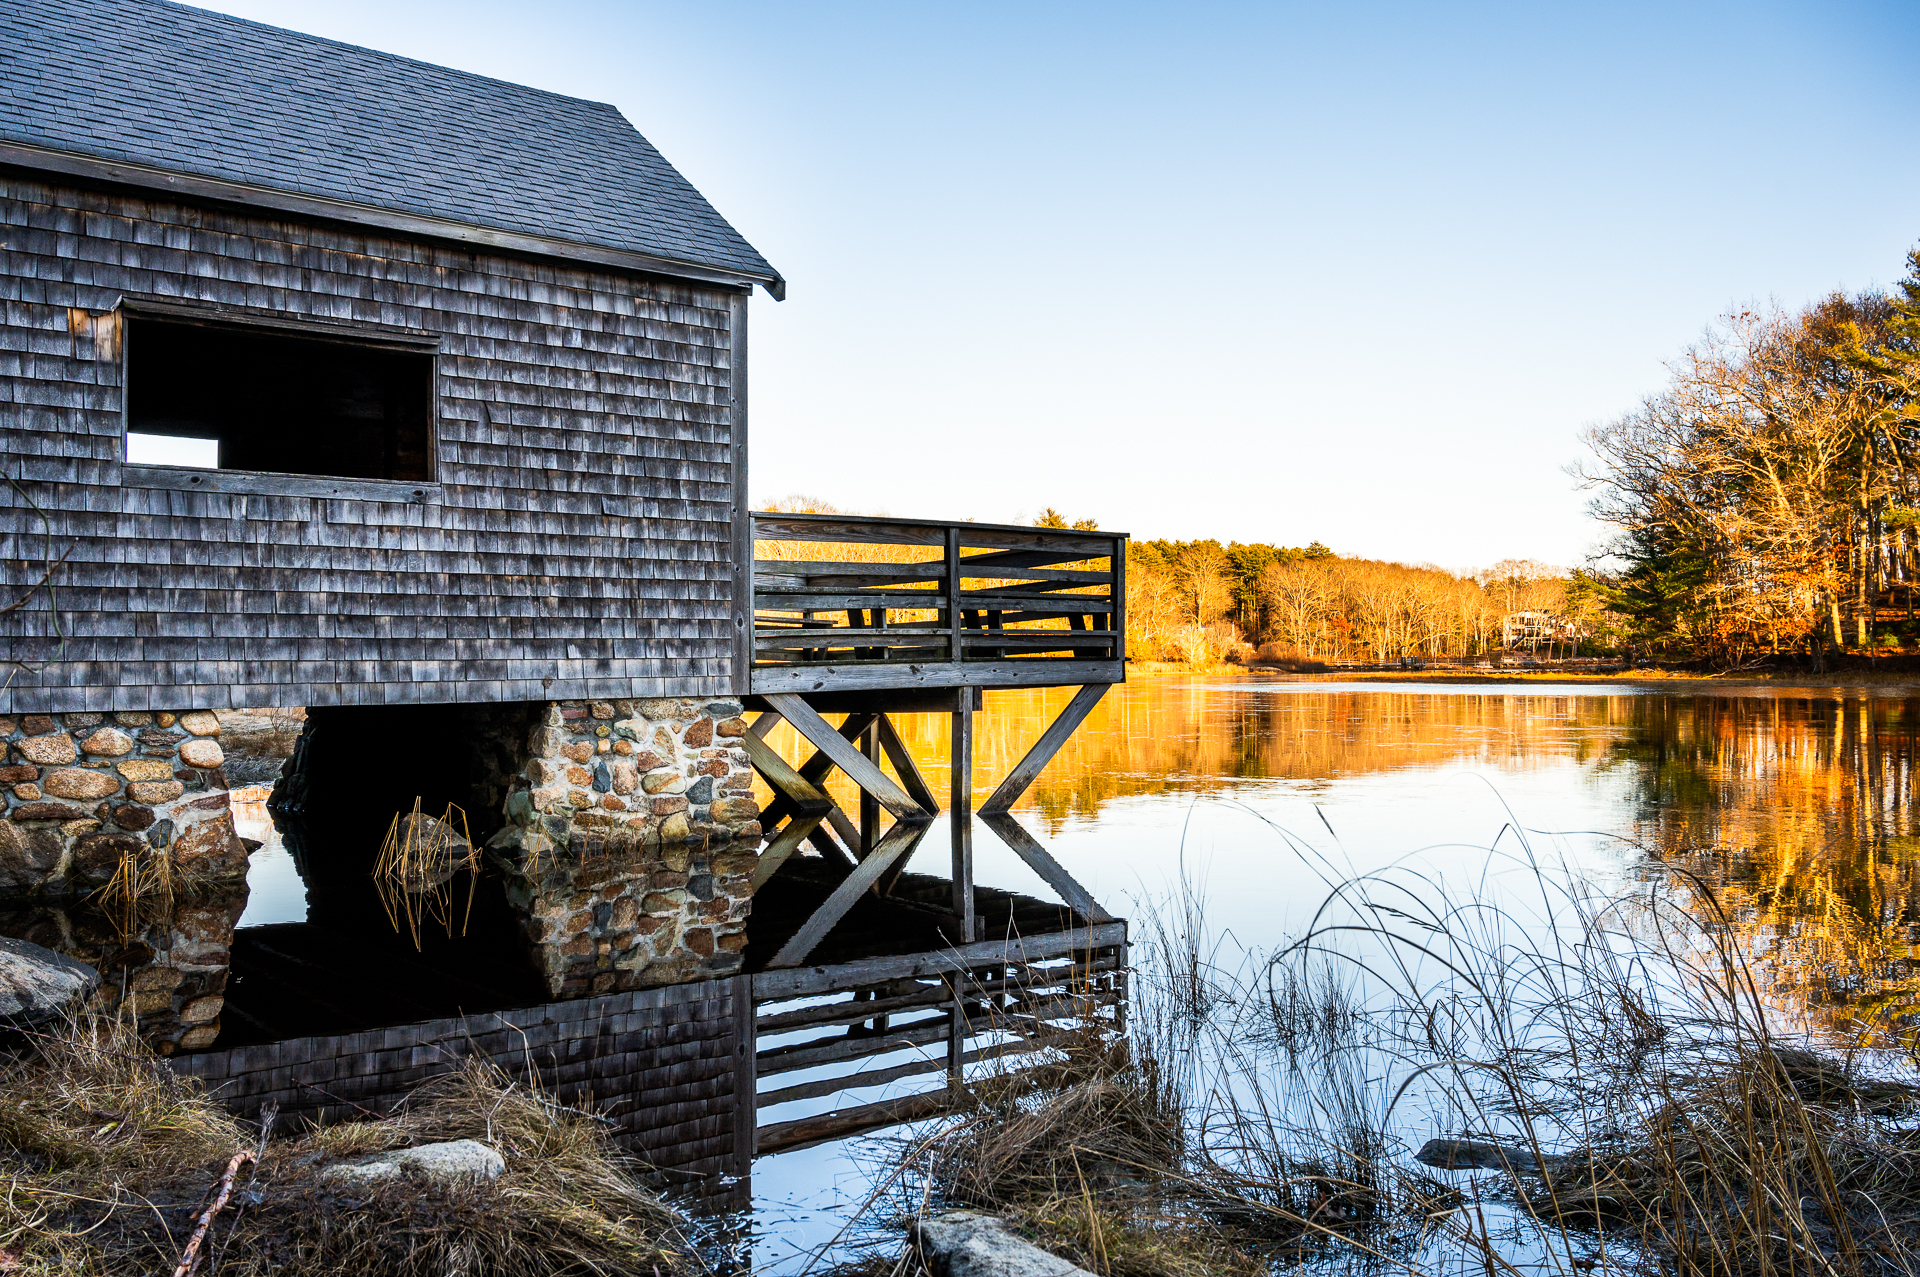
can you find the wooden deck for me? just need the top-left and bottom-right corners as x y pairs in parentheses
(750, 513), (1127, 694)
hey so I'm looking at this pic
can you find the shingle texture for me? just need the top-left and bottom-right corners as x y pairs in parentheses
(0, 174), (745, 713)
(0, 0), (780, 286)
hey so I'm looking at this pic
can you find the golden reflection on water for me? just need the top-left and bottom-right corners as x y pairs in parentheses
(756, 675), (1920, 1047)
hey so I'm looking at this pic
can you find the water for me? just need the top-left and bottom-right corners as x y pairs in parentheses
(746, 673), (1920, 1266)
(22, 674), (1920, 1267)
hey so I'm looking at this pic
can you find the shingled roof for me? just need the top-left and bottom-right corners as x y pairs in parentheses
(0, 0), (785, 296)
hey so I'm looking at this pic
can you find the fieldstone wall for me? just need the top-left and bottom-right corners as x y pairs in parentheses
(0, 711), (248, 899)
(502, 836), (759, 997)
(498, 698), (761, 853)
(490, 697), (762, 993)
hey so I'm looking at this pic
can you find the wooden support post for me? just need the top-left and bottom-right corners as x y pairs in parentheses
(732, 972), (756, 1173)
(951, 695), (975, 941)
(946, 974), (966, 1085)
(859, 720), (879, 858)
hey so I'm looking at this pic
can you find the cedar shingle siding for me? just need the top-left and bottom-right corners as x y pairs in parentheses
(0, 174), (746, 713)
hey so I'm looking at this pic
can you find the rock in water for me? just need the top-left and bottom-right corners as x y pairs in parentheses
(912, 1211), (1097, 1277)
(0, 937), (99, 1027)
(321, 1138), (506, 1186)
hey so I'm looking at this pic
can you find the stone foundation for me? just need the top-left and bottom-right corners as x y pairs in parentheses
(489, 698), (762, 991)
(0, 711), (248, 899)
(272, 697), (765, 991)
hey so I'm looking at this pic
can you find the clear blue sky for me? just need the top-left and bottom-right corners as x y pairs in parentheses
(203, 1), (1920, 570)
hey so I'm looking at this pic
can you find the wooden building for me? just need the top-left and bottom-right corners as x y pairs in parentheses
(2, 0), (784, 714)
(2, 0), (1129, 1172)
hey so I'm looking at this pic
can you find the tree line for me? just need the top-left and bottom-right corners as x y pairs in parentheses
(1039, 506), (1584, 665)
(1578, 247), (1920, 668)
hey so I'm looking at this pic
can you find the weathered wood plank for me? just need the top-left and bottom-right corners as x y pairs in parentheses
(755, 1011), (950, 1075)
(750, 922), (1129, 999)
(754, 1088), (966, 1156)
(978, 812), (1113, 924)
(748, 659), (1124, 695)
(951, 696), (975, 938)
(755, 560), (945, 579)
(738, 730), (833, 816)
(874, 713), (940, 816)
(751, 515), (947, 546)
(747, 810), (824, 890)
(762, 693), (930, 822)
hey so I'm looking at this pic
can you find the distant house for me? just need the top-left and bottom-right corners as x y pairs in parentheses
(1, 0), (782, 714)
(1502, 610), (1582, 650)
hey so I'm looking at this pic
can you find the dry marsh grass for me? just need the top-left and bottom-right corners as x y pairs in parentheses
(0, 1016), (696, 1276)
(841, 837), (1920, 1277)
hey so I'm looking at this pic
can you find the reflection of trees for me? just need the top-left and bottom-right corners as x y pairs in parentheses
(755, 683), (1636, 835)
(1611, 694), (1920, 1045)
(755, 681), (1920, 1044)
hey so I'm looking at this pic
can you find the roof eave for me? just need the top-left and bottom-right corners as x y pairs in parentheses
(0, 140), (786, 299)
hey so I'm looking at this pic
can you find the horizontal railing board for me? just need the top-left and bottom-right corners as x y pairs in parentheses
(753, 953), (1125, 1037)
(752, 512), (1119, 557)
(756, 1014), (953, 1076)
(755, 1021), (1091, 1111)
(755, 1088), (965, 1157)
(754, 591), (945, 610)
(757, 560), (946, 579)
(754, 516), (950, 546)
(748, 659), (1125, 693)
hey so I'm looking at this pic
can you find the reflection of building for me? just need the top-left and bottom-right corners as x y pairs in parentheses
(1502, 610), (1583, 650)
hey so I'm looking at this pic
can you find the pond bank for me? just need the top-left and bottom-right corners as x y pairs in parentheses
(1, 1015), (698, 1275)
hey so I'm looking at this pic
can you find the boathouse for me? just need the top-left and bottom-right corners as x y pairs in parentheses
(2, 0), (1127, 1179)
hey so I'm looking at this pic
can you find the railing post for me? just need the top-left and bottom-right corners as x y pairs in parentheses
(1111, 534), (1127, 664)
(945, 525), (963, 665)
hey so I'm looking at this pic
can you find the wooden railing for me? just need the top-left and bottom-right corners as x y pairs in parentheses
(750, 513), (1126, 691)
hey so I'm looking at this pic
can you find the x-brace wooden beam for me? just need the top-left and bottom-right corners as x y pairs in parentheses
(977, 684), (1113, 924)
(764, 694), (931, 822)
(767, 818), (933, 969)
(746, 695), (942, 968)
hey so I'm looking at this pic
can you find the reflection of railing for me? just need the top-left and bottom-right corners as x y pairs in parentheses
(747, 926), (1127, 1154)
(750, 513), (1126, 690)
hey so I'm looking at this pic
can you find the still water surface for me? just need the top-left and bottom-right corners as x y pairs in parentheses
(742, 673), (1920, 1268)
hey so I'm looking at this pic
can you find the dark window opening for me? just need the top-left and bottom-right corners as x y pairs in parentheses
(126, 316), (434, 481)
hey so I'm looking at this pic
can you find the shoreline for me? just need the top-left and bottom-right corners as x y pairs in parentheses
(1121, 662), (1920, 693)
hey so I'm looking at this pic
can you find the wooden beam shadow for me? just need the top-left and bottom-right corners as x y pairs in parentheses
(767, 817), (934, 969)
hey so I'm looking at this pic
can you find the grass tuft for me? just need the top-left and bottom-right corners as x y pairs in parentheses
(0, 1015), (697, 1275)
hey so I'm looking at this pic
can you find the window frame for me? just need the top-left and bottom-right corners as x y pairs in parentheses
(115, 295), (446, 499)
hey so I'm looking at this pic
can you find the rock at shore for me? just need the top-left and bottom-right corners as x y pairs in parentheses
(912, 1211), (1097, 1277)
(0, 937), (100, 1028)
(321, 1138), (506, 1186)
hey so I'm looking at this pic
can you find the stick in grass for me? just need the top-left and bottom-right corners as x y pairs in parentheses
(170, 1148), (255, 1277)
